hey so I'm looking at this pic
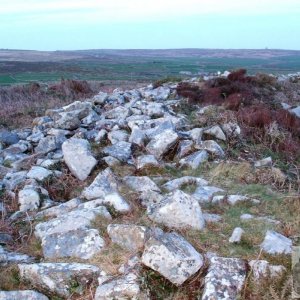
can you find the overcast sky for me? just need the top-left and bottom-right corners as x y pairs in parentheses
(1, 0), (300, 50)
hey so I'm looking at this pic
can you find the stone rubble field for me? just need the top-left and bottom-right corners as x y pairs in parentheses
(0, 71), (299, 299)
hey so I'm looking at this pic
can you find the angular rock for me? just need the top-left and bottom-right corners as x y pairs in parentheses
(27, 166), (52, 181)
(142, 86), (170, 101)
(35, 207), (111, 240)
(146, 129), (178, 159)
(227, 195), (250, 205)
(0, 130), (19, 146)
(35, 136), (61, 153)
(3, 171), (27, 190)
(249, 260), (286, 281)
(221, 122), (241, 137)
(107, 224), (149, 252)
(0, 290), (49, 300)
(162, 176), (208, 192)
(148, 190), (205, 230)
(192, 186), (224, 203)
(254, 156), (272, 168)
(229, 227), (244, 243)
(203, 213), (222, 223)
(179, 150), (208, 169)
(204, 125), (226, 141)
(135, 155), (159, 170)
(95, 272), (141, 300)
(18, 185), (41, 211)
(18, 263), (101, 298)
(142, 231), (203, 285)
(62, 138), (97, 181)
(260, 230), (292, 255)
(103, 141), (132, 162)
(196, 140), (225, 158)
(41, 228), (105, 260)
(202, 257), (247, 300)
(123, 176), (160, 193)
(107, 130), (129, 144)
(176, 140), (194, 158)
(129, 128), (146, 147)
(0, 246), (34, 266)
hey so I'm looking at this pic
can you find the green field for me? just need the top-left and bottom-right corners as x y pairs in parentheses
(1, 52), (300, 86)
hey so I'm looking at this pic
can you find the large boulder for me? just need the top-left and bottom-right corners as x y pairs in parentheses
(62, 138), (97, 181)
(142, 231), (203, 285)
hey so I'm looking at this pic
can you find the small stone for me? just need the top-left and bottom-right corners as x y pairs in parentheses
(179, 150), (208, 169)
(135, 155), (159, 170)
(176, 140), (194, 158)
(193, 186), (224, 203)
(254, 157), (272, 168)
(260, 230), (292, 255)
(27, 166), (52, 181)
(162, 176), (208, 192)
(103, 141), (132, 162)
(203, 213), (222, 223)
(227, 195), (249, 205)
(18, 186), (41, 211)
(229, 227), (245, 243)
(107, 130), (129, 144)
(196, 140), (225, 157)
(204, 125), (226, 141)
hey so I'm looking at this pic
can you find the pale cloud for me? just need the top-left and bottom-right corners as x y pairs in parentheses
(1, 0), (300, 22)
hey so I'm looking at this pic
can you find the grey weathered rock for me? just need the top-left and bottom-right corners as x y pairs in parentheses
(0, 290), (49, 300)
(260, 230), (292, 255)
(162, 176), (208, 192)
(123, 176), (160, 193)
(62, 138), (97, 181)
(36, 198), (81, 218)
(18, 185), (41, 211)
(203, 213), (222, 223)
(254, 157), (272, 168)
(129, 128), (146, 147)
(192, 186), (224, 203)
(142, 231), (203, 285)
(107, 224), (149, 252)
(227, 195), (250, 205)
(35, 135), (62, 153)
(196, 140), (225, 157)
(95, 272), (141, 300)
(102, 156), (121, 167)
(148, 190), (205, 230)
(93, 91), (108, 104)
(204, 125), (226, 141)
(81, 168), (131, 212)
(0, 246), (34, 266)
(3, 171), (27, 190)
(135, 155), (159, 170)
(229, 227), (244, 243)
(176, 140), (194, 158)
(291, 106), (300, 118)
(249, 260), (286, 281)
(202, 257), (247, 300)
(18, 263), (102, 298)
(141, 102), (165, 117)
(221, 122), (241, 137)
(27, 166), (52, 181)
(146, 129), (178, 159)
(179, 150), (208, 169)
(0, 233), (13, 245)
(41, 228), (105, 259)
(142, 86), (170, 101)
(103, 141), (132, 162)
(107, 130), (129, 144)
(35, 207), (111, 240)
(0, 130), (19, 146)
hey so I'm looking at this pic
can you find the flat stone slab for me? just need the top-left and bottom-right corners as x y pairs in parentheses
(260, 230), (292, 255)
(18, 263), (102, 298)
(41, 228), (105, 260)
(202, 257), (247, 300)
(142, 231), (203, 286)
(35, 207), (111, 240)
